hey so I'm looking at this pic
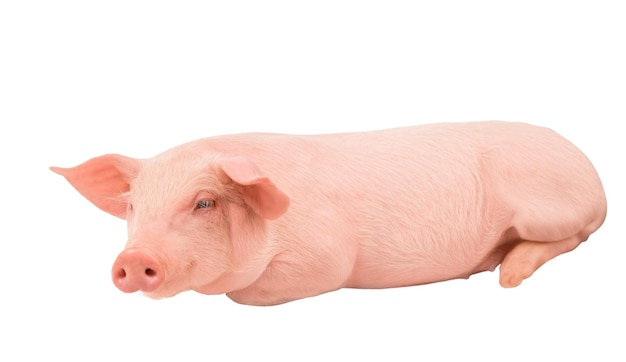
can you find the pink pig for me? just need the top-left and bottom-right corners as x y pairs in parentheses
(51, 121), (606, 306)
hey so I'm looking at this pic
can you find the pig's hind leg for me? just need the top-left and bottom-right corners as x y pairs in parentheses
(498, 218), (600, 288)
(499, 237), (581, 287)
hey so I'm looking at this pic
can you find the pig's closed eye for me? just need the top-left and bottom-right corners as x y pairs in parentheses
(196, 199), (215, 210)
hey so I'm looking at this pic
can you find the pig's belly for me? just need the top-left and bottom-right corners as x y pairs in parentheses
(345, 232), (511, 289)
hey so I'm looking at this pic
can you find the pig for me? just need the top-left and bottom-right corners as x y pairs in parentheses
(51, 121), (607, 306)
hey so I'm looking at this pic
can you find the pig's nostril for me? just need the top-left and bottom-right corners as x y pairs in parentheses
(116, 268), (127, 278)
(145, 268), (156, 277)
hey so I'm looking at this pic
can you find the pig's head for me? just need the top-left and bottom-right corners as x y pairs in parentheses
(51, 142), (290, 299)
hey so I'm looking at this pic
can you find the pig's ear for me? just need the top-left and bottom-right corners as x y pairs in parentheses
(50, 154), (141, 219)
(219, 156), (290, 220)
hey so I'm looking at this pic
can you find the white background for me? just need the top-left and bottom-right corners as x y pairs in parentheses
(1, 1), (624, 361)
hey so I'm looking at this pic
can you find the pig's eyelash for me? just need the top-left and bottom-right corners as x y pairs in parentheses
(195, 199), (215, 210)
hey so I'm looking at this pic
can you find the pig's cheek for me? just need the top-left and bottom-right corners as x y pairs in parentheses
(230, 208), (268, 251)
(182, 214), (233, 288)
(196, 229), (231, 278)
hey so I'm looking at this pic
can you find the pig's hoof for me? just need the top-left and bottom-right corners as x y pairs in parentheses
(498, 241), (543, 288)
(499, 260), (532, 288)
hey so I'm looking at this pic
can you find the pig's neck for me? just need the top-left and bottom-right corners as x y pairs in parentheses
(224, 224), (354, 306)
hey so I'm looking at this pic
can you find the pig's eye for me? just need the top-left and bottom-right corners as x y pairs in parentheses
(195, 199), (215, 210)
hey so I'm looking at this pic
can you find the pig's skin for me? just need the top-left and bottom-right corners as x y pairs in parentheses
(51, 121), (607, 306)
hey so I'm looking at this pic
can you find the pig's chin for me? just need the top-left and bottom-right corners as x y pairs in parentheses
(142, 290), (176, 299)
(191, 284), (219, 296)
(191, 274), (256, 296)
(191, 279), (234, 296)
(141, 283), (187, 299)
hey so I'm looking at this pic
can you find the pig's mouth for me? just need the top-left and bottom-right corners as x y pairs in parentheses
(140, 263), (223, 299)
(141, 267), (196, 299)
(140, 274), (190, 299)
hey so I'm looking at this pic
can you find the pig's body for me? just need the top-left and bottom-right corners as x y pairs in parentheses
(52, 121), (607, 306)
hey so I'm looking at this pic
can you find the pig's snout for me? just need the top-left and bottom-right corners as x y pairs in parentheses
(112, 248), (164, 293)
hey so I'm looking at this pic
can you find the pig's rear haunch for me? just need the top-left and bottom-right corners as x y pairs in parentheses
(51, 121), (607, 306)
